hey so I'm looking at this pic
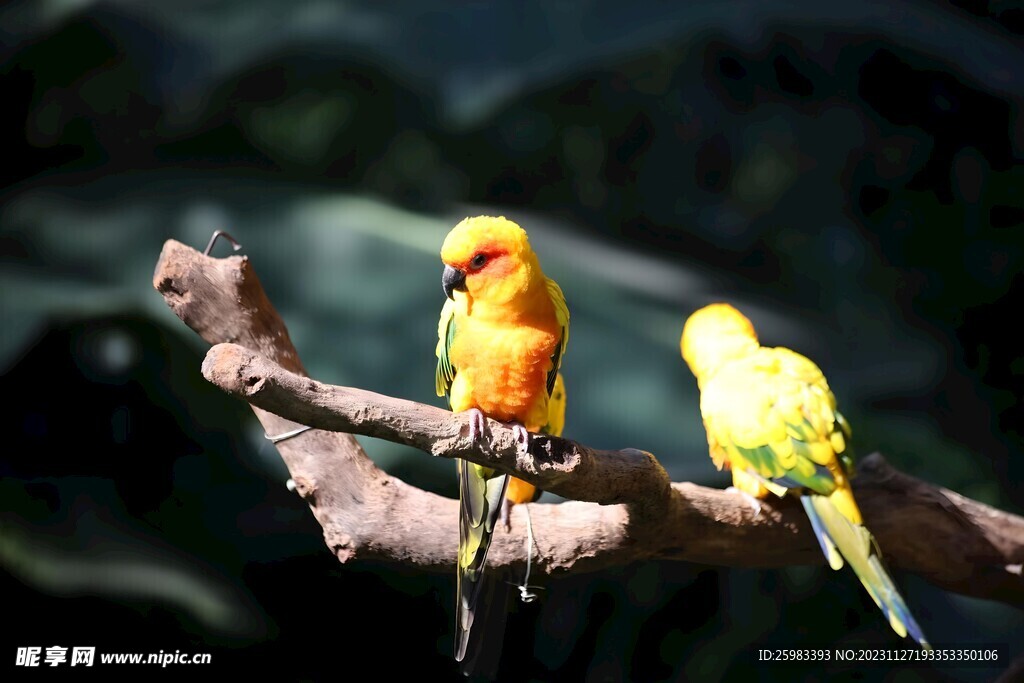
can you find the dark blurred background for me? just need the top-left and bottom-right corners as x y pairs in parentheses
(1, 1), (1022, 680)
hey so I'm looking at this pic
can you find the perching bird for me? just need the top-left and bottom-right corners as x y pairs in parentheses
(680, 303), (928, 648)
(435, 216), (569, 664)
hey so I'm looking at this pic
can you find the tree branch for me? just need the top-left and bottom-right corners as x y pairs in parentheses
(154, 238), (1024, 605)
(200, 342), (669, 510)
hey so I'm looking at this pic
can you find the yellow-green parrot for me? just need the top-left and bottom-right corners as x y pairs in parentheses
(681, 303), (928, 648)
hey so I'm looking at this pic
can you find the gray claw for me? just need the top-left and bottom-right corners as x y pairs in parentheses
(509, 422), (530, 457)
(468, 408), (488, 445)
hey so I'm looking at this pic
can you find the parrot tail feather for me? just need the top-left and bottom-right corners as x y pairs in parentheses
(800, 495), (844, 570)
(456, 462), (509, 663)
(801, 494), (930, 649)
(457, 575), (512, 678)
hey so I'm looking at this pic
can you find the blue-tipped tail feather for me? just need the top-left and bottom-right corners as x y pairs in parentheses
(801, 494), (930, 649)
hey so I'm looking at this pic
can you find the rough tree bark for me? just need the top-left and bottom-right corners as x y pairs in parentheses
(154, 238), (1024, 605)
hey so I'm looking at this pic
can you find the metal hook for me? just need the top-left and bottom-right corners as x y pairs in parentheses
(204, 230), (243, 256)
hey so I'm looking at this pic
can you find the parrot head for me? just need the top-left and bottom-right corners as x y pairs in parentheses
(681, 303), (760, 385)
(440, 216), (539, 304)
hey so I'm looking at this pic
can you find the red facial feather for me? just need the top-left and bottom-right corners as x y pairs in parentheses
(463, 247), (509, 274)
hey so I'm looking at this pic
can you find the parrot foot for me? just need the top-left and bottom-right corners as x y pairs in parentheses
(505, 421), (531, 458)
(467, 408), (489, 446)
(726, 486), (762, 517)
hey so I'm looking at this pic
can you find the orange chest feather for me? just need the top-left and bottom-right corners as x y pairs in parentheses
(448, 315), (560, 425)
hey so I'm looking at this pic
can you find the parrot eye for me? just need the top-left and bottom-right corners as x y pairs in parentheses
(469, 253), (488, 270)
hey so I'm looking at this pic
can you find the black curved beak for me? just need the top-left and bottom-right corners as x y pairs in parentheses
(442, 265), (467, 300)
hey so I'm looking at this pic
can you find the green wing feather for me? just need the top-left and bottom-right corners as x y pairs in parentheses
(703, 347), (846, 497)
(541, 372), (567, 437)
(545, 277), (570, 397)
(435, 298), (457, 403)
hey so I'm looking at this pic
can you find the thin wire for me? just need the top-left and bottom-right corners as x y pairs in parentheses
(515, 504), (544, 603)
(265, 425), (313, 444)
